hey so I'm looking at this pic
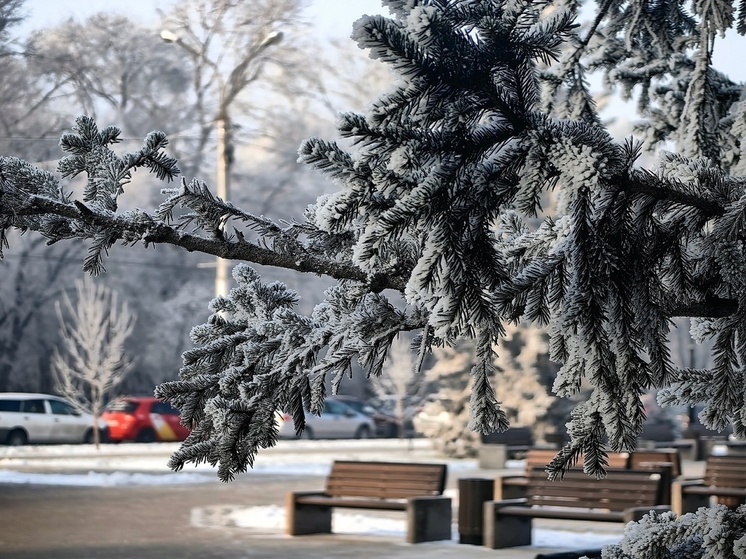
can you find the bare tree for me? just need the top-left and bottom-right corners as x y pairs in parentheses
(157, 0), (309, 179)
(0, 234), (81, 392)
(0, 0), (69, 163)
(369, 336), (428, 438)
(26, 13), (192, 140)
(52, 277), (136, 448)
(307, 37), (394, 121)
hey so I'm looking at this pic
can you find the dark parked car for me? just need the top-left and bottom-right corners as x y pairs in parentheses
(333, 396), (403, 438)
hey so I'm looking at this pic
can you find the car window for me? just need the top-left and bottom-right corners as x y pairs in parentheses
(48, 399), (75, 415)
(105, 400), (138, 413)
(340, 400), (364, 413)
(151, 402), (179, 415)
(21, 399), (46, 414)
(324, 400), (350, 416)
(0, 399), (21, 412)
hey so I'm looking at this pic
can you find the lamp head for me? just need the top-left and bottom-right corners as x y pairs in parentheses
(259, 31), (283, 48)
(160, 29), (180, 44)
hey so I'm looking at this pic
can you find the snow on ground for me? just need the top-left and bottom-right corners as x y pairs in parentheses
(0, 439), (624, 550)
(0, 468), (215, 486)
(215, 504), (623, 548)
(0, 438), (476, 480)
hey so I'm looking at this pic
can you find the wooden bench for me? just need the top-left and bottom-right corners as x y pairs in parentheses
(479, 427), (536, 469)
(484, 467), (671, 549)
(626, 448), (681, 505)
(672, 455), (746, 516)
(629, 448), (682, 477)
(706, 439), (746, 457)
(286, 460), (452, 544)
(636, 424), (696, 460)
(495, 449), (630, 500)
(495, 448), (681, 501)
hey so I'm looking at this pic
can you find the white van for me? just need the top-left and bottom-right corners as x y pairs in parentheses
(0, 393), (108, 445)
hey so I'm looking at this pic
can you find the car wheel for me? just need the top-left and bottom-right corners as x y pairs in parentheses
(299, 427), (313, 440)
(83, 428), (107, 444)
(7, 429), (28, 446)
(355, 425), (371, 439)
(136, 428), (157, 443)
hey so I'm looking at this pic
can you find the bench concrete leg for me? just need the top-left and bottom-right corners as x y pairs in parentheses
(406, 496), (452, 544)
(479, 444), (508, 469)
(286, 492), (332, 536)
(671, 483), (711, 517)
(483, 501), (532, 549)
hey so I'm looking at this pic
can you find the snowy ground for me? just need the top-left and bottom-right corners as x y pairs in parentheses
(0, 439), (625, 550)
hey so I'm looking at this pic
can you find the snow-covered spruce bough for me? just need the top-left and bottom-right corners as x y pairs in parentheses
(3, 1), (746, 556)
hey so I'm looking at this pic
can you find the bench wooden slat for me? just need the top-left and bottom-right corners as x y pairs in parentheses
(630, 449), (682, 477)
(481, 426), (533, 445)
(327, 472), (443, 485)
(497, 449), (622, 500)
(520, 449), (630, 473)
(328, 461), (445, 475)
(496, 504), (626, 522)
(327, 478), (441, 489)
(324, 460), (446, 499)
(683, 486), (746, 497)
(526, 468), (663, 492)
(325, 486), (437, 499)
(294, 495), (408, 510)
(496, 448), (679, 502)
(704, 456), (746, 487)
(529, 493), (658, 509)
(525, 468), (663, 511)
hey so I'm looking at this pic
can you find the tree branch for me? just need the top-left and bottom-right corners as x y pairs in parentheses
(8, 194), (406, 293)
(622, 172), (725, 218)
(668, 299), (738, 318)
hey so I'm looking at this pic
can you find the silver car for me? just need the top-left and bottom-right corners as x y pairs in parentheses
(0, 392), (108, 445)
(276, 397), (375, 439)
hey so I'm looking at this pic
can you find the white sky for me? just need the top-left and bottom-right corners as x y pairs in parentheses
(0, 440), (625, 549)
(16, 0), (387, 39)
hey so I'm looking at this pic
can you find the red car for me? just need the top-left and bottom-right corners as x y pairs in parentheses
(102, 396), (190, 443)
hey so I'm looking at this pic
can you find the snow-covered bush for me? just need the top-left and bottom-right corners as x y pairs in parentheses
(415, 324), (558, 458)
(596, 505), (746, 559)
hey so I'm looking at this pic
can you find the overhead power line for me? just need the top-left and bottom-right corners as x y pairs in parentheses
(0, 252), (214, 271)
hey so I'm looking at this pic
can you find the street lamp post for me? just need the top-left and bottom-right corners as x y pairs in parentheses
(160, 28), (283, 298)
(215, 104), (231, 298)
